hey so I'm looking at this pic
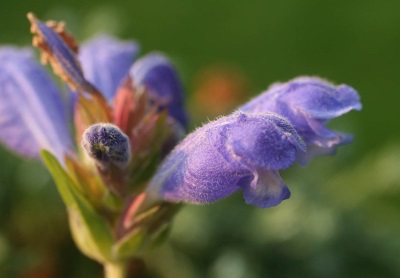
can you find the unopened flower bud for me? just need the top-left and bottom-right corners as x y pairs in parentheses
(82, 123), (131, 169)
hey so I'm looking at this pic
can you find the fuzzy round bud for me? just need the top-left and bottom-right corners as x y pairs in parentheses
(82, 123), (131, 168)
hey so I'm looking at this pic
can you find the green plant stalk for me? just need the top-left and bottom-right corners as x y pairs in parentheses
(104, 261), (128, 278)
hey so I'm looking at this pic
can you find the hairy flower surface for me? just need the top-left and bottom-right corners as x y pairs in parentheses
(240, 77), (362, 164)
(82, 123), (131, 169)
(148, 77), (362, 207)
(148, 111), (306, 208)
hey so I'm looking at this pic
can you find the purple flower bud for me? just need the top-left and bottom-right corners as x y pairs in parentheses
(82, 124), (131, 169)
(129, 53), (188, 128)
(148, 111), (306, 208)
(240, 76), (362, 165)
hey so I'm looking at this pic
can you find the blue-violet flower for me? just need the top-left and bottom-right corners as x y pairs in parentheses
(148, 77), (361, 208)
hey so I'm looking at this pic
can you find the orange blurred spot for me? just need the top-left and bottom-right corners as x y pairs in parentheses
(191, 65), (251, 120)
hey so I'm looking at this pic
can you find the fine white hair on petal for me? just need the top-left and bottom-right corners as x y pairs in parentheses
(148, 111), (305, 208)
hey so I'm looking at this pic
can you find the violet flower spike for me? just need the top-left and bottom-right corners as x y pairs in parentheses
(0, 13), (193, 273)
(148, 111), (306, 208)
(240, 76), (362, 165)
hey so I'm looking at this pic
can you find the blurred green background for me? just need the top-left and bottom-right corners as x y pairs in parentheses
(1, 0), (399, 277)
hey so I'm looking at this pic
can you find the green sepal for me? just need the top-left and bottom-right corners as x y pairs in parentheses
(112, 229), (146, 260)
(113, 203), (180, 259)
(148, 224), (171, 249)
(65, 155), (122, 211)
(41, 150), (114, 263)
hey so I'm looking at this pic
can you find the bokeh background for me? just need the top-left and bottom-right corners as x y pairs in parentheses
(1, 0), (399, 277)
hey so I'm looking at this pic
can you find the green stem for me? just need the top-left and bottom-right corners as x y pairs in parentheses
(104, 261), (128, 278)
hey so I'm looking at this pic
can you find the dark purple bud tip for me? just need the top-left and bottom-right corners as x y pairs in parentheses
(82, 123), (131, 168)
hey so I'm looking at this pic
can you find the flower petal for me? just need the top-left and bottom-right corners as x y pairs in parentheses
(148, 111), (304, 207)
(242, 169), (291, 208)
(227, 112), (306, 170)
(28, 14), (112, 122)
(240, 76), (362, 164)
(129, 53), (187, 127)
(79, 35), (139, 101)
(0, 47), (72, 160)
(28, 13), (93, 93)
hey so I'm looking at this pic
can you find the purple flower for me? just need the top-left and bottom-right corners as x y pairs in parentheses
(240, 77), (362, 165)
(130, 53), (188, 128)
(148, 77), (362, 208)
(0, 15), (186, 164)
(148, 111), (306, 208)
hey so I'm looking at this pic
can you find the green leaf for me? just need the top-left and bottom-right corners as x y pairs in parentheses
(41, 150), (115, 263)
